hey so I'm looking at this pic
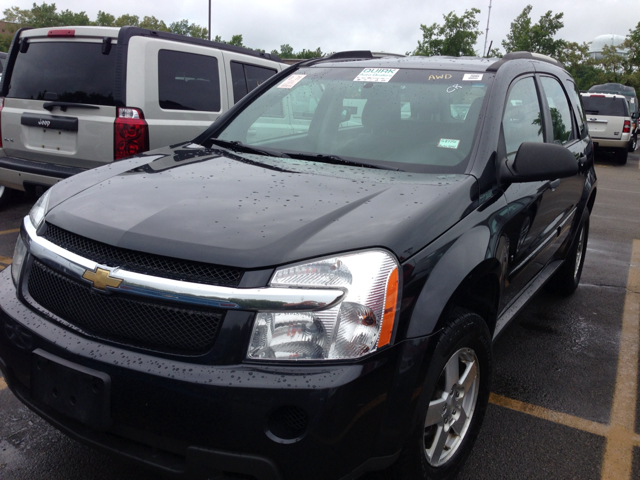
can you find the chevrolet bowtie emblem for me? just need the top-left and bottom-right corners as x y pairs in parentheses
(82, 268), (123, 291)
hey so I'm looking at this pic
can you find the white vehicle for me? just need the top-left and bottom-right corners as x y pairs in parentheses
(581, 92), (632, 164)
(0, 26), (286, 205)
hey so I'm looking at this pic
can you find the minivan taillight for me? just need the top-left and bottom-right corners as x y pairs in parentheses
(0, 98), (4, 149)
(623, 120), (631, 133)
(114, 107), (149, 160)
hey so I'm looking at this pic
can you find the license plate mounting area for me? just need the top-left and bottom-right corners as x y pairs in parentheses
(31, 349), (112, 431)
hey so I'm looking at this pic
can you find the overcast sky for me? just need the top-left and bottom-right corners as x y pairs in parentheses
(4, 0), (640, 55)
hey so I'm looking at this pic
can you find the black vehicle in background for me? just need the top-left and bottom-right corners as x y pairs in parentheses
(0, 51), (596, 480)
(588, 83), (638, 151)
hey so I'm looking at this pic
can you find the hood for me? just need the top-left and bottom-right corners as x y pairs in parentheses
(45, 144), (477, 269)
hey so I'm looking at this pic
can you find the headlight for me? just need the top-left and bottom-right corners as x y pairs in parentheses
(248, 250), (399, 361)
(29, 188), (51, 229)
(11, 235), (28, 287)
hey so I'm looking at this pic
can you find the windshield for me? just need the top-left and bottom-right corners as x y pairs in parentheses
(215, 66), (491, 173)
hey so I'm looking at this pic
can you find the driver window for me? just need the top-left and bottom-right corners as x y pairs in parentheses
(503, 77), (544, 158)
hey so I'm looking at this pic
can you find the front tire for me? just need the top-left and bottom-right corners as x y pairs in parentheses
(388, 309), (492, 480)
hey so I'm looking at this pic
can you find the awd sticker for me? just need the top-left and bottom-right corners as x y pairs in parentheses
(438, 138), (460, 149)
(463, 73), (483, 81)
(278, 75), (306, 89)
(354, 68), (399, 83)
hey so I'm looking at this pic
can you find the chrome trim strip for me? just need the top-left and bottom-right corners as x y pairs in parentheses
(24, 217), (346, 312)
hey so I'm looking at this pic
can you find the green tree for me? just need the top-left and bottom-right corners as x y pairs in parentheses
(168, 19), (207, 39)
(58, 9), (91, 26)
(502, 5), (565, 57)
(115, 14), (139, 27)
(94, 10), (115, 26)
(140, 15), (169, 32)
(227, 34), (244, 47)
(2, 6), (32, 24)
(557, 42), (600, 91)
(413, 8), (482, 57)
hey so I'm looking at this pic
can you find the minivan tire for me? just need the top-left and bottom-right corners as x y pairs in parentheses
(386, 309), (491, 480)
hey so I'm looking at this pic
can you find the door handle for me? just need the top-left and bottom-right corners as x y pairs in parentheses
(549, 179), (561, 190)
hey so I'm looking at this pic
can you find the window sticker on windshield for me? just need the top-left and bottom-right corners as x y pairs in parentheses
(278, 75), (306, 89)
(438, 138), (460, 149)
(632, 98), (636, 104)
(354, 68), (399, 83)
(463, 73), (483, 81)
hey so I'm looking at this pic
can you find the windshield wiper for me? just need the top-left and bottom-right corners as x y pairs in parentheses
(282, 152), (402, 171)
(209, 139), (277, 157)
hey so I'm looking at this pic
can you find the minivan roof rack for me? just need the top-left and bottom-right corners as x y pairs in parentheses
(487, 51), (564, 72)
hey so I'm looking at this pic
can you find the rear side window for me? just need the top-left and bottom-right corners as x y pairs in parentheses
(158, 50), (220, 111)
(6, 42), (116, 106)
(581, 96), (628, 116)
(230, 61), (277, 103)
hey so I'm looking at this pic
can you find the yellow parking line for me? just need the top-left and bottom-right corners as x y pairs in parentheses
(601, 239), (640, 480)
(0, 228), (19, 236)
(489, 393), (609, 437)
(0, 377), (6, 391)
(0, 256), (12, 265)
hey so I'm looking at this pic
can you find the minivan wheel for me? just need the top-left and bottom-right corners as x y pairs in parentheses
(545, 212), (589, 296)
(387, 309), (491, 480)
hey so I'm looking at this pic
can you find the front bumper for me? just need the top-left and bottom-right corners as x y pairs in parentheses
(0, 267), (432, 479)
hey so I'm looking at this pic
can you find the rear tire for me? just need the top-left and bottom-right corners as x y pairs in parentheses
(616, 148), (628, 165)
(545, 212), (589, 296)
(0, 185), (16, 208)
(386, 309), (492, 480)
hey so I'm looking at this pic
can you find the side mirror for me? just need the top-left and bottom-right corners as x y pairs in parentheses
(499, 142), (579, 184)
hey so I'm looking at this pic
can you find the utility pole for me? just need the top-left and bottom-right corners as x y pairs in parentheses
(483, 0), (493, 57)
(208, 0), (211, 41)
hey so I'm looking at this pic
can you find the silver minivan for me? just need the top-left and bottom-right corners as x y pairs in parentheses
(0, 26), (285, 205)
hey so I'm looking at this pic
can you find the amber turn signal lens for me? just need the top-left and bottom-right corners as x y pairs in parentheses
(378, 267), (398, 348)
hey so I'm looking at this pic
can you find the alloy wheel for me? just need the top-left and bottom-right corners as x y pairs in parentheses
(423, 347), (480, 467)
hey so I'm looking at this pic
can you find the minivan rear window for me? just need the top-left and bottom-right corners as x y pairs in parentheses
(7, 41), (116, 106)
(581, 96), (629, 116)
(158, 50), (220, 112)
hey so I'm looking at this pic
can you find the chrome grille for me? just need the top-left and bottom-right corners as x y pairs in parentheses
(43, 223), (243, 286)
(28, 260), (224, 354)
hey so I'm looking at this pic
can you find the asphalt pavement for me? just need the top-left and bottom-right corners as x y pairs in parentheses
(0, 150), (639, 479)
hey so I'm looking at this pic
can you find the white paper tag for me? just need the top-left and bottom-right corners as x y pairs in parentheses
(463, 73), (483, 81)
(631, 98), (635, 104)
(438, 138), (460, 149)
(354, 68), (399, 83)
(278, 75), (306, 89)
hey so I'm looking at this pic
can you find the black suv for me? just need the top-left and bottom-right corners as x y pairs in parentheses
(1, 52), (596, 480)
